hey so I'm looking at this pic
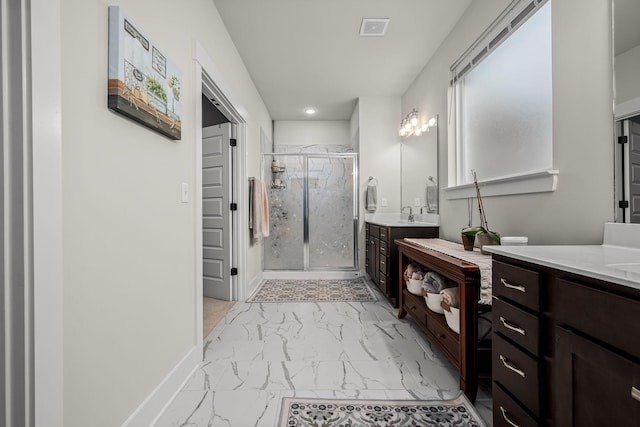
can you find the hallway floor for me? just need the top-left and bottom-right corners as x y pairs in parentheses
(155, 281), (493, 426)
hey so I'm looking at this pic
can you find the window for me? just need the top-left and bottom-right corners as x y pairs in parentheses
(446, 0), (558, 199)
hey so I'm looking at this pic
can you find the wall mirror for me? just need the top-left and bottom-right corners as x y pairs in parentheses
(400, 114), (439, 216)
(614, 0), (640, 223)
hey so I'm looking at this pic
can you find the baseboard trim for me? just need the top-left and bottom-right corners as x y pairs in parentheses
(245, 273), (263, 301)
(261, 271), (361, 280)
(122, 345), (200, 427)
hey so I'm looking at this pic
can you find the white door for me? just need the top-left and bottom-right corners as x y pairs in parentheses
(202, 123), (233, 299)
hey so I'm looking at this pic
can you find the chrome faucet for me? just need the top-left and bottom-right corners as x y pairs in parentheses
(402, 206), (415, 223)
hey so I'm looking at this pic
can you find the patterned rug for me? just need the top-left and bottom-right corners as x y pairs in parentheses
(278, 393), (485, 427)
(247, 279), (377, 303)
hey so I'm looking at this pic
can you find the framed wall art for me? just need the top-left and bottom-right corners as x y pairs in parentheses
(108, 6), (182, 140)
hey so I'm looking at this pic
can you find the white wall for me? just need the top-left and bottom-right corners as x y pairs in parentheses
(274, 120), (351, 146)
(60, 0), (270, 425)
(616, 43), (640, 104)
(401, 0), (614, 245)
(357, 96), (402, 272)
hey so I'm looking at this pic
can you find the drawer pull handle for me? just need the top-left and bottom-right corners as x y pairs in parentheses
(500, 316), (526, 336)
(632, 386), (640, 403)
(499, 354), (526, 378)
(500, 406), (520, 427)
(501, 278), (526, 293)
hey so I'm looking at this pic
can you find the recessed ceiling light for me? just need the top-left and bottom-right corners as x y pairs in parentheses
(304, 108), (316, 115)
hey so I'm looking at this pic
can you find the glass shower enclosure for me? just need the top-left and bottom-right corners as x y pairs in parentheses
(263, 153), (358, 271)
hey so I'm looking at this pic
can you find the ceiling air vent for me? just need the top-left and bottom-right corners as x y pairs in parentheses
(359, 18), (389, 37)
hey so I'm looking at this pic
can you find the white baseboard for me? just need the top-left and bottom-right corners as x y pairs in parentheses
(245, 273), (264, 301)
(121, 345), (200, 427)
(261, 271), (361, 280)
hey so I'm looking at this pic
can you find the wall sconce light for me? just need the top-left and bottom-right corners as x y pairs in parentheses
(399, 109), (437, 137)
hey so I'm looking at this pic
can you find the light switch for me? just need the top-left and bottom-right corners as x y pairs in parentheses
(414, 197), (421, 206)
(381, 197), (388, 207)
(181, 182), (189, 203)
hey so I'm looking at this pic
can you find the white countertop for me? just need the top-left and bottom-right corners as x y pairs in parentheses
(485, 244), (640, 291)
(364, 213), (439, 228)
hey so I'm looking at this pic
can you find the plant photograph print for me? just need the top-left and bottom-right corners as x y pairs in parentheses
(108, 6), (182, 140)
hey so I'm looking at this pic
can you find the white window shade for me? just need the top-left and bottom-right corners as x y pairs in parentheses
(462, 2), (551, 183)
(447, 0), (557, 197)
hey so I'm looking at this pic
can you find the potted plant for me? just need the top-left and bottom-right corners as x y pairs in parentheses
(461, 225), (483, 251)
(461, 171), (500, 254)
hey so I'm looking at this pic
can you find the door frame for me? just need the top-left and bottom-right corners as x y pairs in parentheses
(615, 100), (640, 223)
(194, 42), (248, 349)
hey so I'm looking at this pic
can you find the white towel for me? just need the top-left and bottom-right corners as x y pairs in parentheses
(366, 184), (377, 211)
(440, 287), (460, 309)
(252, 179), (270, 239)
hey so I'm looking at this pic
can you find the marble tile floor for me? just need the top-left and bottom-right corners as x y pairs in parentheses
(155, 282), (493, 426)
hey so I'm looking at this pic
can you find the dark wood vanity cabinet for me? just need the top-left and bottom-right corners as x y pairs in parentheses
(365, 222), (438, 307)
(491, 254), (640, 427)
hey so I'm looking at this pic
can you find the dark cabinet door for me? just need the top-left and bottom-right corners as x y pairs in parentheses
(366, 235), (379, 284)
(555, 326), (640, 427)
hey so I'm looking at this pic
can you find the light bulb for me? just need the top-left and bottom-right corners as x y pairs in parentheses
(421, 123), (428, 132)
(428, 117), (437, 127)
(399, 128), (406, 137)
(414, 128), (422, 136)
(404, 122), (412, 132)
(411, 115), (418, 126)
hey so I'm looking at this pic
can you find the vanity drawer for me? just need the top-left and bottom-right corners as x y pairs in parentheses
(379, 240), (388, 256)
(378, 274), (389, 294)
(369, 224), (380, 239)
(556, 278), (640, 358)
(428, 316), (460, 360)
(493, 383), (538, 427)
(493, 260), (541, 311)
(379, 227), (388, 241)
(493, 298), (539, 355)
(379, 255), (388, 275)
(403, 290), (427, 324)
(493, 334), (540, 415)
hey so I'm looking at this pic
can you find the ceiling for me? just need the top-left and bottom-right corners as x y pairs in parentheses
(213, 0), (640, 122)
(213, 0), (472, 121)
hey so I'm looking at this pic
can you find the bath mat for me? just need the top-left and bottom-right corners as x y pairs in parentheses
(278, 393), (486, 426)
(247, 278), (377, 303)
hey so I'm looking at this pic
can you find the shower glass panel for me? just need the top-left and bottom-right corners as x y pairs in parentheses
(307, 155), (356, 268)
(263, 153), (358, 271)
(263, 154), (305, 270)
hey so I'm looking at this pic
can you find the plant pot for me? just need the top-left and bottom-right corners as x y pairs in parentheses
(461, 233), (475, 251)
(476, 232), (497, 255)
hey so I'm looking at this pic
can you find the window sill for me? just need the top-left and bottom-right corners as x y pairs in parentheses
(443, 169), (559, 200)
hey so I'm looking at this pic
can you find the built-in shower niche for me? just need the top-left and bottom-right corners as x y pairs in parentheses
(263, 153), (358, 271)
